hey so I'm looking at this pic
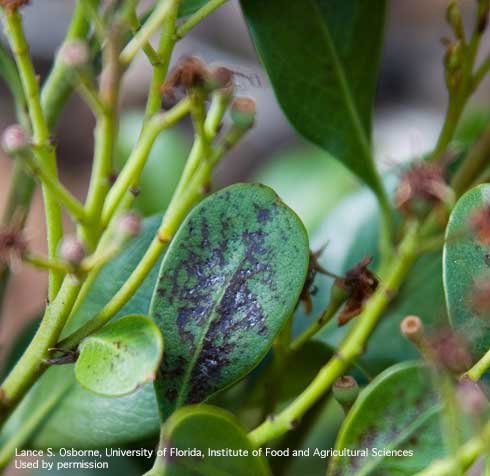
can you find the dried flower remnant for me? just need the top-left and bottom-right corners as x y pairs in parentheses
(299, 246), (332, 314)
(0, 223), (28, 268)
(396, 161), (452, 215)
(0, 0), (29, 11)
(337, 256), (378, 326)
(469, 205), (490, 246)
(333, 375), (359, 411)
(427, 328), (472, 374)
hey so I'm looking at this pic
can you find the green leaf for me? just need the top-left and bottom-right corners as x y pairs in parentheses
(150, 183), (309, 417)
(444, 184), (490, 359)
(240, 0), (386, 192)
(75, 314), (164, 397)
(154, 405), (271, 476)
(2, 217), (164, 448)
(179, 0), (208, 17)
(293, 184), (447, 375)
(327, 362), (467, 476)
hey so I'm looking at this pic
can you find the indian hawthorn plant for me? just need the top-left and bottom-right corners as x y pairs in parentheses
(0, 0), (490, 475)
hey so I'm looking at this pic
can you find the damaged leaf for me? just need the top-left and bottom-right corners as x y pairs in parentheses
(327, 361), (473, 476)
(150, 183), (309, 417)
(75, 314), (163, 397)
(444, 184), (490, 359)
(155, 405), (271, 476)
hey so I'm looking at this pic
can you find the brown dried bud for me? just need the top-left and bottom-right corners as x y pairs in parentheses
(59, 236), (85, 265)
(333, 375), (359, 411)
(457, 376), (488, 415)
(469, 205), (490, 246)
(161, 56), (208, 97)
(206, 66), (234, 91)
(0, 0), (29, 11)
(336, 256), (378, 326)
(396, 161), (452, 216)
(1, 124), (29, 156)
(0, 224), (28, 267)
(400, 315), (425, 344)
(230, 97), (256, 129)
(117, 211), (141, 239)
(58, 40), (90, 69)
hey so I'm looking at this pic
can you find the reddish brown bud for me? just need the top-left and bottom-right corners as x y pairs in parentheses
(457, 376), (488, 415)
(117, 211), (141, 239)
(206, 66), (234, 91)
(427, 328), (472, 374)
(231, 97), (256, 129)
(0, 0), (29, 11)
(58, 40), (90, 69)
(1, 124), (29, 155)
(59, 236), (85, 265)
(0, 224), (28, 267)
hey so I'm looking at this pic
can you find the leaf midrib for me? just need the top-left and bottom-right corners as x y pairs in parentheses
(175, 248), (248, 408)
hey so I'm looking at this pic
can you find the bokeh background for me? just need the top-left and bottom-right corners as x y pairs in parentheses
(0, 1), (489, 473)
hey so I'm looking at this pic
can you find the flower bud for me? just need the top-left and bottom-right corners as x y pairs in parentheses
(1, 124), (29, 156)
(457, 376), (488, 415)
(333, 375), (359, 412)
(59, 236), (85, 265)
(230, 97), (256, 129)
(206, 66), (234, 91)
(58, 40), (90, 69)
(116, 211), (141, 239)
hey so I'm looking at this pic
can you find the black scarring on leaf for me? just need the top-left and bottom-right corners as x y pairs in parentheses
(150, 183), (310, 418)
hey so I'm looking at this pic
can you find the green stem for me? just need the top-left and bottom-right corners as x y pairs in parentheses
(59, 126), (248, 350)
(23, 253), (73, 275)
(23, 156), (87, 223)
(144, 0), (181, 119)
(41, 0), (101, 129)
(414, 419), (490, 476)
(176, 0), (229, 38)
(101, 97), (192, 227)
(248, 223), (419, 447)
(289, 291), (345, 353)
(466, 348), (490, 381)
(2, 10), (64, 299)
(0, 277), (81, 425)
(120, 0), (179, 67)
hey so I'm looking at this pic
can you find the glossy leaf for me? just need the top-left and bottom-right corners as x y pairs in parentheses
(328, 362), (469, 476)
(75, 314), (163, 397)
(293, 183), (447, 375)
(2, 217), (164, 448)
(444, 184), (490, 359)
(155, 405), (271, 476)
(241, 0), (386, 192)
(151, 183), (309, 417)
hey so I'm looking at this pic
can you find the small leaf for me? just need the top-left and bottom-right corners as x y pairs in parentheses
(2, 216), (164, 448)
(444, 184), (490, 359)
(75, 314), (163, 397)
(327, 362), (471, 476)
(150, 183), (309, 417)
(241, 0), (386, 192)
(153, 405), (271, 476)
